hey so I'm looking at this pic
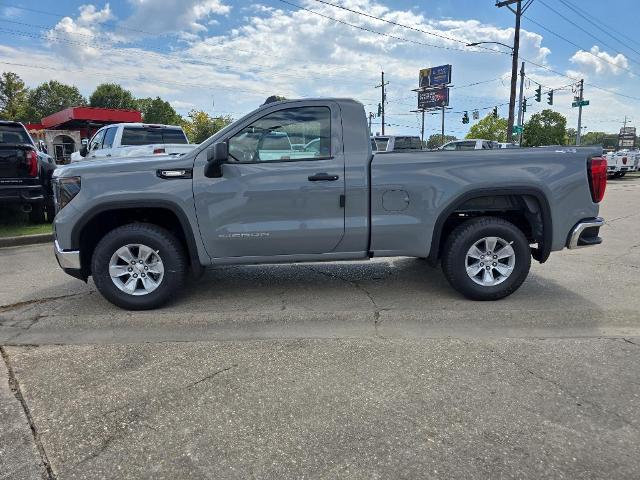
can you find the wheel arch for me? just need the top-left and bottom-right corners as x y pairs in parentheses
(71, 200), (202, 278)
(427, 187), (553, 266)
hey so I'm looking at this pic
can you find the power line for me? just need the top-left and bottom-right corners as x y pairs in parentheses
(521, 15), (638, 75)
(536, 0), (640, 66)
(310, 0), (472, 47)
(0, 21), (374, 86)
(278, 0), (491, 53)
(556, 0), (640, 59)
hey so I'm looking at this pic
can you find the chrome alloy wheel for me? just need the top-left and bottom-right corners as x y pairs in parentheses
(108, 244), (164, 296)
(465, 236), (515, 287)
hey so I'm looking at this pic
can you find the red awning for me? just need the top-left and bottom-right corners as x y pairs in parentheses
(40, 106), (142, 129)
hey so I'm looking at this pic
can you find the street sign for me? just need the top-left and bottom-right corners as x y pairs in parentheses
(512, 125), (524, 134)
(419, 65), (452, 88)
(572, 100), (589, 107)
(418, 87), (449, 109)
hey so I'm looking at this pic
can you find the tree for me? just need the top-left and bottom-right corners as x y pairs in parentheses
(136, 97), (181, 124)
(182, 110), (233, 144)
(565, 128), (577, 145)
(522, 109), (567, 147)
(0, 72), (29, 120)
(263, 95), (286, 105)
(89, 83), (137, 110)
(466, 114), (508, 142)
(25, 80), (86, 121)
(426, 134), (457, 149)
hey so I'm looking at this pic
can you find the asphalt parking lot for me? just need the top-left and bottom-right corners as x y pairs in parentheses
(1, 175), (639, 479)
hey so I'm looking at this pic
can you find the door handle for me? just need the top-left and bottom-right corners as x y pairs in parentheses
(308, 173), (339, 181)
(106, 154), (111, 157)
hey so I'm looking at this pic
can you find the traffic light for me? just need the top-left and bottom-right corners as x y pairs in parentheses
(377, 103), (382, 116)
(492, 106), (498, 118)
(462, 111), (469, 124)
(522, 98), (527, 113)
(547, 89), (553, 105)
(535, 85), (542, 102)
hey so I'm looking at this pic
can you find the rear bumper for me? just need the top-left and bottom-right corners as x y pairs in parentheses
(566, 217), (605, 249)
(0, 185), (44, 204)
(54, 239), (81, 269)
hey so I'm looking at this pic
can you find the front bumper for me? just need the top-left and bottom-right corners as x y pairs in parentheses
(54, 239), (81, 269)
(566, 217), (605, 249)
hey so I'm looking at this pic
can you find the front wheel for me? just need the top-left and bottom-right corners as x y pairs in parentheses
(441, 217), (531, 301)
(91, 223), (187, 310)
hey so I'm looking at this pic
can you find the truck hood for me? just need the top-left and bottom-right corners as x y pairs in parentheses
(53, 152), (198, 178)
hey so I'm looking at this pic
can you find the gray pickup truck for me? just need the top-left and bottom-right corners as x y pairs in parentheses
(52, 98), (607, 310)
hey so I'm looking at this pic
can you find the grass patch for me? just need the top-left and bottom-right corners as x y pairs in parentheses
(0, 208), (52, 238)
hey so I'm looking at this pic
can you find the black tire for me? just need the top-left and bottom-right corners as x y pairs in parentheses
(441, 216), (531, 301)
(91, 223), (187, 310)
(28, 203), (45, 224)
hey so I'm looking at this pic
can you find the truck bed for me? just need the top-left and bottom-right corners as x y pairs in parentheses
(369, 146), (601, 257)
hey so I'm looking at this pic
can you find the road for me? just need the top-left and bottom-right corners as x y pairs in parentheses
(1, 176), (639, 479)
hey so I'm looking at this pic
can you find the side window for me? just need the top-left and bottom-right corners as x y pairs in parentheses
(456, 141), (477, 151)
(442, 142), (457, 151)
(228, 106), (331, 163)
(89, 129), (106, 151)
(102, 127), (117, 149)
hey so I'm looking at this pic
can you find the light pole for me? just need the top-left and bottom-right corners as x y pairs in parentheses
(467, 41), (518, 142)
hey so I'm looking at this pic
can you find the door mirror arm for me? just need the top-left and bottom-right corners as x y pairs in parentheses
(205, 142), (228, 178)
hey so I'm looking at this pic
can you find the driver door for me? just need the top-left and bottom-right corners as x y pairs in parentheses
(193, 103), (345, 259)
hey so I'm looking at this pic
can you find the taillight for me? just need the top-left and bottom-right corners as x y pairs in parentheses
(153, 147), (166, 154)
(622, 156), (627, 165)
(588, 157), (607, 203)
(27, 150), (38, 177)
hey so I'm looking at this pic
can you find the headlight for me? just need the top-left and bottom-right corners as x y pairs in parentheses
(54, 176), (81, 212)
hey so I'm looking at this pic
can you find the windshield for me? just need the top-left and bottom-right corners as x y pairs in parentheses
(0, 125), (31, 144)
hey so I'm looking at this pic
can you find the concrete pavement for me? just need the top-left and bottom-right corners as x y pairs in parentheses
(0, 175), (639, 479)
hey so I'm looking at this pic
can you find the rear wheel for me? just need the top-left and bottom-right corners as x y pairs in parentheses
(441, 217), (531, 301)
(91, 223), (187, 310)
(28, 203), (45, 224)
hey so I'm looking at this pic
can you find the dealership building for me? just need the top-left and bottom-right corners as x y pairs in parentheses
(26, 106), (142, 164)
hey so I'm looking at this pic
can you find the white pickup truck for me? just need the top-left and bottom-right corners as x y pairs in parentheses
(606, 150), (636, 178)
(71, 123), (195, 163)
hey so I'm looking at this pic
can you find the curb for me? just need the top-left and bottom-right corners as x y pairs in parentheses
(0, 233), (53, 248)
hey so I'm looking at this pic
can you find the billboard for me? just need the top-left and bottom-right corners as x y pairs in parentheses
(618, 126), (636, 148)
(418, 88), (450, 109)
(419, 64), (452, 88)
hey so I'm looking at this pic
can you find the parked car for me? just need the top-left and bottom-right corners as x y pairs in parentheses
(372, 135), (423, 152)
(439, 139), (499, 150)
(0, 121), (56, 222)
(52, 98), (606, 310)
(606, 150), (634, 178)
(70, 123), (195, 162)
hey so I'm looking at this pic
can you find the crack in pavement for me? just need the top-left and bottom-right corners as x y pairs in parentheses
(0, 292), (89, 313)
(302, 265), (388, 333)
(0, 346), (56, 479)
(470, 340), (640, 433)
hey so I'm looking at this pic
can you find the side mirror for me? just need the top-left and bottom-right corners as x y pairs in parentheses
(79, 145), (88, 157)
(205, 142), (228, 178)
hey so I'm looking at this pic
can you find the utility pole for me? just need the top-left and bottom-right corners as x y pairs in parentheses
(421, 111), (425, 146)
(375, 71), (389, 135)
(516, 61), (525, 145)
(441, 106), (445, 145)
(496, 0), (534, 142)
(576, 78), (584, 146)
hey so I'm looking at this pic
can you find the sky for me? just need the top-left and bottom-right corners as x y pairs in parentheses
(0, 0), (639, 139)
